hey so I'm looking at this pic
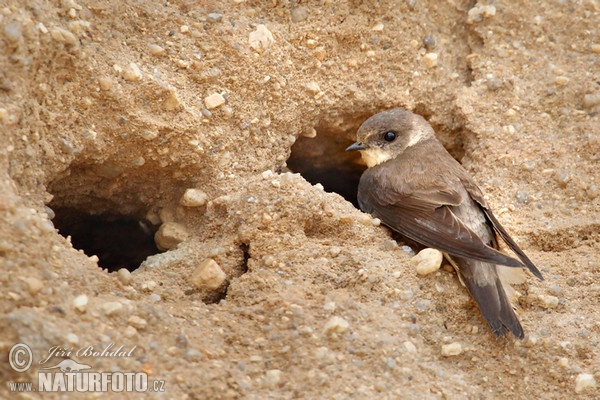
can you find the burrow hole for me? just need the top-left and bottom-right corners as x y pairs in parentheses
(50, 206), (159, 273)
(47, 165), (163, 273)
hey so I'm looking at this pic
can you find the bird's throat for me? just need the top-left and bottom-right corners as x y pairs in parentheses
(359, 148), (394, 167)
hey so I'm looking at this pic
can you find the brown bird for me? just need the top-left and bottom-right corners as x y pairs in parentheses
(347, 108), (543, 339)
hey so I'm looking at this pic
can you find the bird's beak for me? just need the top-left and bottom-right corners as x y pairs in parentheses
(346, 141), (367, 151)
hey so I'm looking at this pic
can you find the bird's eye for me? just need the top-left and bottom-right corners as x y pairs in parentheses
(383, 131), (397, 142)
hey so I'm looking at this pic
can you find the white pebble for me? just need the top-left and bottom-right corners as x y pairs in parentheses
(148, 43), (165, 56)
(102, 301), (124, 316)
(264, 369), (282, 387)
(25, 277), (44, 296)
(73, 294), (89, 312)
(575, 373), (596, 393)
(249, 24), (274, 52)
(558, 357), (569, 368)
(403, 341), (417, 353)
(50, 27), (77, 45)
(441, 342), (463, 356)
(303, 81), (321, 95)
(66, 333), (79, 345)
(180, 188), (208, 207)
(412, 248), (443, 275)
(467, 5), (496, 24)
(204, 93), (226, 109)
(122, 62), (143, 81)
(372, 23), (384, 31)
(191, 259), (227, 290)
(422, 53), (438, 68)
(538, 294), (559, 309)
(128, 316), (148, 330)
(117, 268), (132, 285)
(154, 222), (189, 251)
(98, 76), (114, 91)
(323, 316), (349, 336)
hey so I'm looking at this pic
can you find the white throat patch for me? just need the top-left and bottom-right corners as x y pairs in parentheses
(359, 148), (394, 168)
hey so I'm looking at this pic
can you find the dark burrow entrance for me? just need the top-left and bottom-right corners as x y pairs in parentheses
(50, 206), (159, 273)
(287, 120), (368, 208)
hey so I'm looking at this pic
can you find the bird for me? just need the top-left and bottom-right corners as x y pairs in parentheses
(346, 108), (543, 339)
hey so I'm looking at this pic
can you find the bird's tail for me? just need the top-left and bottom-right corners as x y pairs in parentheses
(445, 254), (524, 339)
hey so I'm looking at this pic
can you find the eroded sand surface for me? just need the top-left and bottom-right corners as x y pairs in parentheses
(1, 1), (599, 398)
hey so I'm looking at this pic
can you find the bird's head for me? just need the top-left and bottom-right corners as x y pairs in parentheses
(346, 108), (435, 167)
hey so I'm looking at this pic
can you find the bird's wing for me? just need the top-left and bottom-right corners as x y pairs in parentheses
(358, 172), (524, 268)
(460, 178), (544, 280)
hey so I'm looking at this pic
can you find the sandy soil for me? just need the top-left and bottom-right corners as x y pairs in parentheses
(1, 0), (598, 398)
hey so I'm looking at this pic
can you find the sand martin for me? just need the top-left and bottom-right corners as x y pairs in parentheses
(347, 108), (543, 338)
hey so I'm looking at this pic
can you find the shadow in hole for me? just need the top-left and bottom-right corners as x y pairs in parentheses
(287, 133), (366, 208)
(51, 207), (159, 272)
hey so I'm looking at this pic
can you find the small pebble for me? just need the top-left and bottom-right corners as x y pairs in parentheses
(516, 190), (530, 204)
(538, 295), (559, 309)
(575, 373), (596, 393)
(264, 369), (282, 387)
(163, 89), (180, 111)
(25, 277), (44, 296)
(249, 24), (274, 52)
(381, 240), (398, 251)
(591, 44), (600, 53)
(73, 294), (89, 312)
(117, 268), (132, 285)
(128, 316), (148, 330)
(124, 326), (138, 338)
(150, 293), (161, 303)
(290, 7), (308, 23)
(323, 316), (349, 336)
(4, 22), (22, 43)
(412, 248), (443, 275)
(583, 92), (600, 110)
(401, 245), (416, 256)
(558, 357), (569, 368)
(403, 341), (417, 353)
(98, 76), (114, 91)
(148, 43), (165, 56)
(180, 188), (208, 207)
(423, 35), (435, 50)
(415, 299), (432, 313)
(422, 53), (438, 68)
(122, 62), (143, 81)
(183, 348), (202, 362)
(486, 78), (503, 90)
(50, 27), (77, 45)
(372, 23), (384, 31)
(207, 13), (223, 22)
(555, 76), (569, 85)
(191, 259), (227, 290)
(441, 342), (463, 357)
(303, 81), (321, 95)
(66, 333), (79, 345)
(547, 284), (562, 296)
(154, 222), (189, 251)
(102, 301), (124, 316)
(204, 93), (226, 109)
(467, 5), (496, 24)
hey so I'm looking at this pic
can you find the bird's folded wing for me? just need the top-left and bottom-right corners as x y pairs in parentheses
(460, 177), (544, 280)
(359, 188), (524, 268)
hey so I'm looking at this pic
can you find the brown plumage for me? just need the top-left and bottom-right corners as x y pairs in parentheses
(347, 108), (543, 339)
